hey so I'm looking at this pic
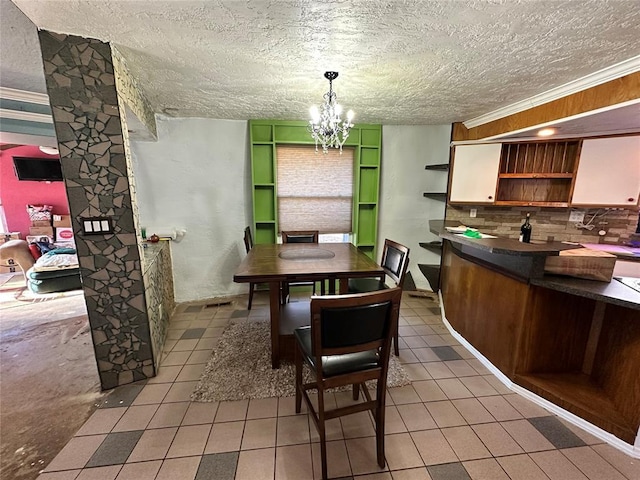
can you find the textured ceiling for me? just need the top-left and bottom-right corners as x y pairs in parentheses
(4, 0), (640, 125)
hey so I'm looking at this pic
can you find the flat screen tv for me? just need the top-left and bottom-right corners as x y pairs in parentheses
(13, 157), (63, 182)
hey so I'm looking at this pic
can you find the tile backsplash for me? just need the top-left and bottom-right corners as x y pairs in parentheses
(446, 205), (639, 245)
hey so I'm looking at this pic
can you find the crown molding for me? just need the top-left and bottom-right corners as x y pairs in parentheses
(0, 108), (53, 123)
(0, 86), (50, 105)
(464, 55), (640, 129)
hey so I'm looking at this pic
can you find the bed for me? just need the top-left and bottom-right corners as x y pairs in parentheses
(26, 248), (82, 294)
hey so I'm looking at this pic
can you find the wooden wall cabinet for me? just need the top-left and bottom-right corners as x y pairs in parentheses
(571, 136), (640, 207)
(450, 141), (582, 207)
(449, 144), (501, 204)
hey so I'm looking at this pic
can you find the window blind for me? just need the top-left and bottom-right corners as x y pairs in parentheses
(277, 145), (353, 234)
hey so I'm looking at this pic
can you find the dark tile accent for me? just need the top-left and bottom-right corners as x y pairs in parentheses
(85, 430), (143, 467)
(432, 346), (463, 361)
(185, 305), (203, 313)
(427, 462), (472, 480)
(97, 384), (145, 408)
(195, 452), (239, 480)
(181, 328), (206, 339)
(231, 310), (249, 318)
(528, 416), (586, 449)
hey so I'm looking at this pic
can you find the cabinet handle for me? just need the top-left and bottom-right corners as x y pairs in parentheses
(488, 196), (493, 200)
(628, 198), (635, 202)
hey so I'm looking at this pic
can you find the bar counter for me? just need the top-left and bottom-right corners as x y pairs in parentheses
(437, 228), (640, 450)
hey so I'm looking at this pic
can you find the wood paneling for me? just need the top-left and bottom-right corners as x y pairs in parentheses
(517, 286), (595, 373)
(591, 304), (640, 434)
(441, 243), (640, 445)
(453, 71), (640, 141)
(515, 372), (636, 444)
(441, 243), (528, 376)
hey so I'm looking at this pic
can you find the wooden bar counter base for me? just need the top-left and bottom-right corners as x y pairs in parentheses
(439, 234), (640, 449)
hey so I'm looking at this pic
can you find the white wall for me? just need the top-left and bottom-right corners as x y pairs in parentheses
(131, 116), (251, 303)
(130, 120), (451, 302)
(380, 125), (452, 291)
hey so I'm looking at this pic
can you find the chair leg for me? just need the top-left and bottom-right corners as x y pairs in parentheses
(394, 323), (399, 356)
(280, 282), (289, 304)
(247, 283), (255, 310)
(352, 383), (360, 401)
(375, 386), (387, 468)
(295, 346), (303, 414)
(317, 391), (328, 480)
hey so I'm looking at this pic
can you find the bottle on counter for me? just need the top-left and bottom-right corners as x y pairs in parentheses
(519, 213), (532, 243)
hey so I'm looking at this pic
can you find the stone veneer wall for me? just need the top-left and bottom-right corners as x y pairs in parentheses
(143, 242), (175, 370)
(112, 47), (157, 140)
(446, 205), (639, 244)
(39, 31), (154, 389)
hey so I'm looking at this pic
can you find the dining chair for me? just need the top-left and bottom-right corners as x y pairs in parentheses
(347, 239), (410, 355)
(243, 226), (257, 310)
(280, 230), (321, 303)
(294, 287), (402, 480)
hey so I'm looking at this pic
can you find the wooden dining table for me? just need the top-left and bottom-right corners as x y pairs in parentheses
(233, 242), (385, 368)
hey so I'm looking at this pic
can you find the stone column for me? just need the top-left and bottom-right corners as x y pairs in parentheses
(38, 31), (154, 389)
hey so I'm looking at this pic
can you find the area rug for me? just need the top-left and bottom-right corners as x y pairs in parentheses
(191, 319), (412, 402)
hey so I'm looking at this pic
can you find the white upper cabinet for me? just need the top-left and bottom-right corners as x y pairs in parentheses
(449, 144), (501, 204)
(571, 137), (640, 207)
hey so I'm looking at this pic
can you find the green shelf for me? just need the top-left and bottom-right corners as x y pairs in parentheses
(250, 120), (382, 257)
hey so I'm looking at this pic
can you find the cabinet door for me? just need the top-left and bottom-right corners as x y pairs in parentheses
(449, 144), (501, 203)
(571, 137), (640, 207)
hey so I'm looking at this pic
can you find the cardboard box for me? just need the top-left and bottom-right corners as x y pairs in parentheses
(55, 227), (74, 243)
(31, 219), (51, 227)
(29, 226), (54, 237)
(53, 215), (71, 228)
(544, 247), (617, 282)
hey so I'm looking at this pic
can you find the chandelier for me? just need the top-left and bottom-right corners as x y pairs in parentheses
(308, 71), (354, 153)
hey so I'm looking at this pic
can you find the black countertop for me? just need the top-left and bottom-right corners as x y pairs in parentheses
(531, 275), (640, 311)
(432, 219), (640, 309)
(439, 230), (579, 257)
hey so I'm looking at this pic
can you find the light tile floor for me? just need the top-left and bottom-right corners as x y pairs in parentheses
(37, 292), (640, 480)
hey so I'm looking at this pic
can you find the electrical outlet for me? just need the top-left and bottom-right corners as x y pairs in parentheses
(470, 208), (477, 218)
(569, 210), (585, 223)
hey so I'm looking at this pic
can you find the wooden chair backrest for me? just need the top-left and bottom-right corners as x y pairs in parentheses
(380, 239), (410, 287)
(243, 226), (253, 254)
(282, 230), (319, 244)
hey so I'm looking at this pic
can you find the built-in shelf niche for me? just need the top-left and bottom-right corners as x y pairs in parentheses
(496, 140), (581, 207)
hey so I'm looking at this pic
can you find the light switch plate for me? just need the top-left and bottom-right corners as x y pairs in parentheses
(470, 208), (477, 218)
(81, 216), (114, 235)
(569, 210), (585, 223)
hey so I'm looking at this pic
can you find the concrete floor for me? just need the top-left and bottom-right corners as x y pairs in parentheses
(0, 273), (104, 480)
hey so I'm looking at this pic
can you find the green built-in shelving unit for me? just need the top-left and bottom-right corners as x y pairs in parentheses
(249, 120), (382, 259)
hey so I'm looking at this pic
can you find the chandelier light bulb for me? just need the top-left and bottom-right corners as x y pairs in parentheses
(307, 71), (355, 154)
